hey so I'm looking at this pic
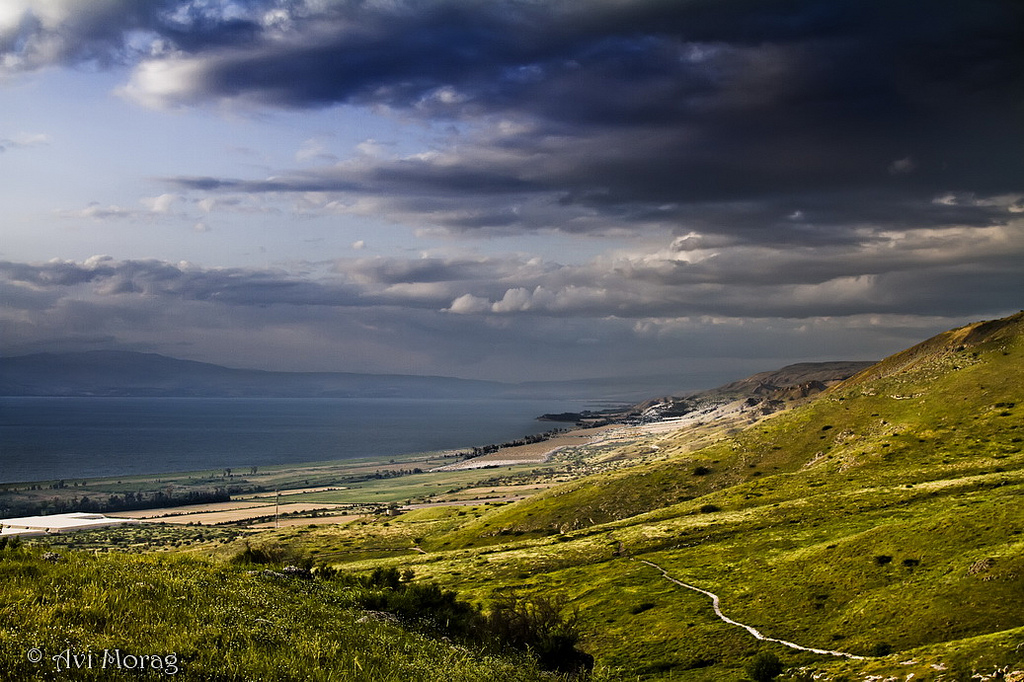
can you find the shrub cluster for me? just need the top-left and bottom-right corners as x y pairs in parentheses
(486, 591), (594, 675)
(355, 567), (480, 641)
(325, 566), (594, 676)
(746, 651), (783, 681)
(230, 540), (313, 568)
(0, 536), (23, 551)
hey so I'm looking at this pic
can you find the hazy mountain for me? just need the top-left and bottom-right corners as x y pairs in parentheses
(0, 350), (764, 402)
(0, 351), (508, 399)
(537, 360), (878, 423)
(696, 360), (877, 399)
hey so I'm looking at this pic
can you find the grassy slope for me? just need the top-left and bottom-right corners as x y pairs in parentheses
(449, 313), (1023, 543)
(0, 545), (557, 681)
(331, 313), (1024, 680)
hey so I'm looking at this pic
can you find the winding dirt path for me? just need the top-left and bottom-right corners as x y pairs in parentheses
(639, 559), (866, 660)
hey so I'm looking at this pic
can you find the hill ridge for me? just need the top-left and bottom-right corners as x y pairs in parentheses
(387, 311), (1024, 678)
(835, 311), (1024, 389)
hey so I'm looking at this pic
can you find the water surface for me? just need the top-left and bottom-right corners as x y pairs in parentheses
(0, 397), (577, 483)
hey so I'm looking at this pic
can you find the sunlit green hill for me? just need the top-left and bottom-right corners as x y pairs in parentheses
(443, 312), (1022, 542)
(351, 312), (1024, 679)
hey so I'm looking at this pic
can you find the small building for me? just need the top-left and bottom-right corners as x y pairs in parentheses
(0, 512), (140, 536)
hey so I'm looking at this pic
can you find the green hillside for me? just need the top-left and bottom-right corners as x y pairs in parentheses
(448, 312), (1022, 542)
(5, 312), (1023, 680)
(329, 312), (1024, 679)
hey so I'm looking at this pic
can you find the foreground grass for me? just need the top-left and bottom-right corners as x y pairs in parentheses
(0, 545), (560, 681)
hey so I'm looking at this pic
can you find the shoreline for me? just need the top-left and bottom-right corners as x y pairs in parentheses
(0, 421), (624, 523)
(430, 425), (618, 470)
(0, 394), (589, 486)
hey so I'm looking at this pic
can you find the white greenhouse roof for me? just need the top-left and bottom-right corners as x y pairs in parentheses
(1, 512), (140, 535)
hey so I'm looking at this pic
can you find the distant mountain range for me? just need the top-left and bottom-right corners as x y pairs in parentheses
(0, 350), (703, 401)
(0, 351), (508, 399)
(0, 350), (879, 404)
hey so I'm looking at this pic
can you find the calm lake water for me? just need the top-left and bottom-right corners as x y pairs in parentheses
(0, 397), (579, 483)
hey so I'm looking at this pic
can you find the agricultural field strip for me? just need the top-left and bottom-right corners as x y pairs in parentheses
(243, 486), (350, 499)
(120, 500), (277, 518)
(454, 484), (552, 496)
(638, 559), (867, 660)
(138, 503), (346, 525)
(436, 427), (619, 470)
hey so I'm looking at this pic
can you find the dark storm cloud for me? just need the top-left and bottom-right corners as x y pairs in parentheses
(163, 146), (1022, 244)
(8, 1), (1022, 234)
(4, 1), (1022, 378)
(120, 0), (1022, 201)
(0, 257), (365, 308)
(167, 156), (542, 196)
(128, 0), (1017, 240)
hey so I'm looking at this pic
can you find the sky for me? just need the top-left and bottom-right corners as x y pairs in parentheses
(1, 0), (1022, 387)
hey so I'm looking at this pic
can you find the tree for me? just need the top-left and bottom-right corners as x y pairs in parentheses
(746, 651), (783, 682)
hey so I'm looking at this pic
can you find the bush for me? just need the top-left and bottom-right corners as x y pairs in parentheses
(231, 543), (280, 565)
(360, 581), (482, 639)
(362, 566), (405, 590)
(485, 592), (594, 676)
(869, 642), (893, 657)
(746, 651), (783, 681)
(0, 536), (22, 552)
(230, 540), (312, 568)
(337, 568), (594, 676)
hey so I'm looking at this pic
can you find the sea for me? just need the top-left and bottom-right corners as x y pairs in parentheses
(0, 397), (583, 484)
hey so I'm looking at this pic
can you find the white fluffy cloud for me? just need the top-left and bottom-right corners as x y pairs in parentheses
(446, 293), (491, 315)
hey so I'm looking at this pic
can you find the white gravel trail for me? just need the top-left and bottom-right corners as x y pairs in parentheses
(639, 559), (866, 659)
